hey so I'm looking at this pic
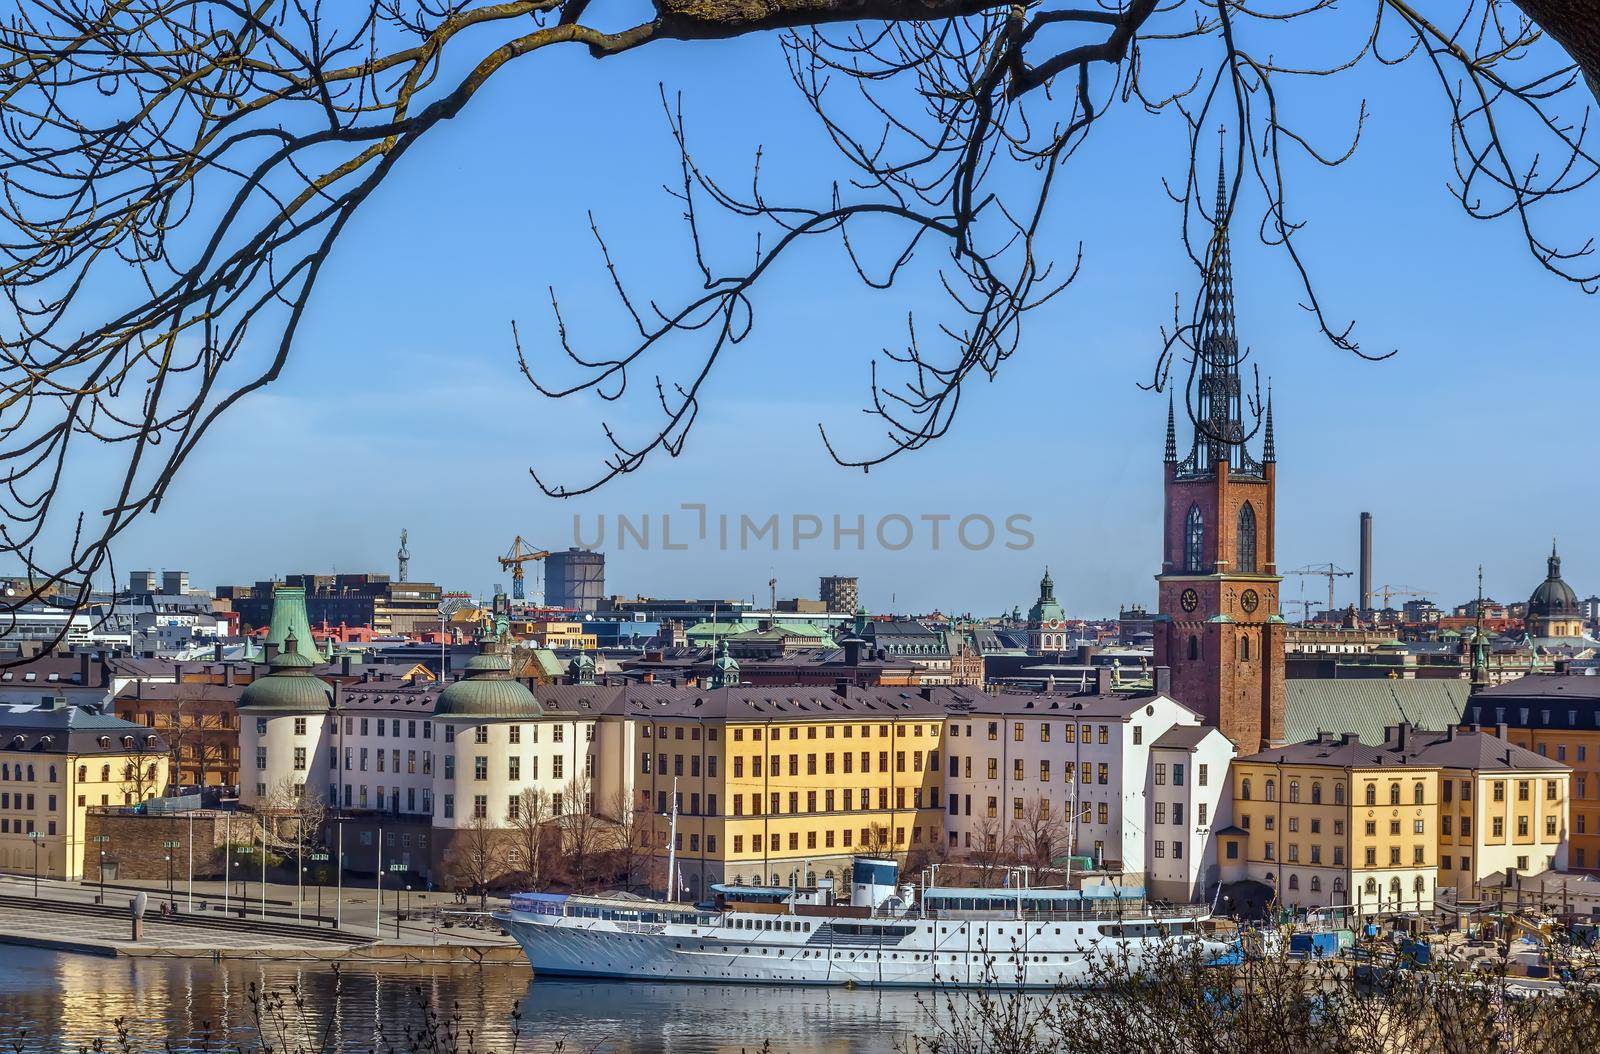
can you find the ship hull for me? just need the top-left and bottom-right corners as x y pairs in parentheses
(497, 910), (1224, 989)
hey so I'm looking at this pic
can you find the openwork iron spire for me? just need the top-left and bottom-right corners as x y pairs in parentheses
(1263, 385), (1276, 463)
(1164, 392), (1177, 463)
(1178, 141), (1263, 480)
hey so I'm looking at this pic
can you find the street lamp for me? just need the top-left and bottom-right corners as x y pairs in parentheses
(235, 844), (256, 918)
(389, 863), (407, 939)
(162, 840), (181, 910)
(28, 831), (43, 897)
(90, 834), (110, 904)
(308, 850), (330, 925)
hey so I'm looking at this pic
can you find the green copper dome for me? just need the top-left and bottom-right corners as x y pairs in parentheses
(238, 634), (332, 713)
(436, 640), (543, 719)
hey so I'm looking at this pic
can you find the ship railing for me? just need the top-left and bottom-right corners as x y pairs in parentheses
(906, 904), (1210, 923)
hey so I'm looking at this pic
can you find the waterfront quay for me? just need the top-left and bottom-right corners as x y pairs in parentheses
(0, 872), (519, 963)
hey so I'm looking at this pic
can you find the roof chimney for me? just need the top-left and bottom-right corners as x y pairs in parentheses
(223, 664), (235, 688)
(341, 655), (352, 677)
(1095, 665), (1113, 695)
(834, 679), (850, 697)
(1153, 665), (1172, 697)
(213, 642), (224, 663)
(842, 637), (864, 667)
(79, 652), (91, 688)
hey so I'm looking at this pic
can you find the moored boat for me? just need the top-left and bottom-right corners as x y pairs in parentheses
(493, 858), (1225, 988)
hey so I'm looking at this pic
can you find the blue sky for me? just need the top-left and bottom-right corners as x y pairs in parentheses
(101, 20), (1598, 618)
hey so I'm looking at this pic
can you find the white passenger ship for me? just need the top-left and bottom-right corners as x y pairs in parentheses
(495, 858), (1223, 988)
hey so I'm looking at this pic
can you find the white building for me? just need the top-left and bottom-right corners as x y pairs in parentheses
(943, 673), (1204, 876)
(1144, 724), (1235, 902)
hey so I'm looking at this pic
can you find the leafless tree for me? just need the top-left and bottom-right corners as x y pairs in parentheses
(445, 814), (510, 907)
(160, 685), (238, 789)
(0, 0), (1594, 652)
(608, 790), (651, 893)
(256, 776), (327, 865)
(556, 773), (608, 888)
(504, 786), (555, 890)
(1008, 795), (1068, 872)
(119, 734), (168, 803)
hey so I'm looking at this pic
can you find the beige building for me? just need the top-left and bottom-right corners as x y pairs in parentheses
(0, 700), (169, 881)
(1418, 727), (1568, 898)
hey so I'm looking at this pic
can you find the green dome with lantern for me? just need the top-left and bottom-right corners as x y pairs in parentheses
(435, 639), (543, 719)
(238, 633), (333, 713)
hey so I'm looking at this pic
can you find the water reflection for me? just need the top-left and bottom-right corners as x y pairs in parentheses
(0, 950), (934, 1054)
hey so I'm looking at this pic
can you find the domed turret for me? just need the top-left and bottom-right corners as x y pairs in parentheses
(1528, 540), (1585, 639)
(238, 633), (333, 713)
(435, 639), (543, 719)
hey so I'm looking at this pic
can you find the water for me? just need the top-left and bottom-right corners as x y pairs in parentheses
(0, 949), (942, 1054)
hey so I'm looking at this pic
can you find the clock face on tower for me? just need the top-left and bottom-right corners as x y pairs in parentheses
(1180, 588), (1199, 612)
(1241, 589), (1260, 614)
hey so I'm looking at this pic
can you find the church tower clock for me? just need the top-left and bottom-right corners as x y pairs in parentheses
(1154, 163), (1286, 750)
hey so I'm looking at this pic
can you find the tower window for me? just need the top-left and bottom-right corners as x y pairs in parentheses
(1240, 636), (1250, 661)
(1185, 505), (1205, 573)
(1236, 502), (1257, 574)
(1187, 635), (1199, 661)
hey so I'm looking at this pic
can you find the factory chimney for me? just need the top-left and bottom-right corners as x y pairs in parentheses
(1359, 511), (1373, 613)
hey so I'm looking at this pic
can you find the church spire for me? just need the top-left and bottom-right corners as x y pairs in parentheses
(1164, 392), (1177, 463)
(1179, 134), (1260, 479)
(1263, 384), (1276, 463)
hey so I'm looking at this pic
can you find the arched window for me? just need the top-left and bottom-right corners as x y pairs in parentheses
(1185, 504), (1205, 573)
(47, 765), (56, 783)
(1237, 502), (1257, 574)
(1414, 875), (1426, 895)
(1310, 875), (1322, 893)
(1311, 782), (1322, 805)
(1333, 876), (1345, 893)
(1365, 784), (1377, 806)
(100, 764), (110, 781)
(1264, 779), (1277, 802)
(1288, 780), (1300, 803)
(1288, 874), (1299, 890)
(1241, 778), (1252, 801)
(1240, 636), (1251, 661)
(1389, 783), (1401, 806)
(1187, 636), (1199, 661)
(1388, 877), (1402, 903)
(1335, 784), (1345, 806)
(76, 765), (86, 782)
(1364, 877), (1377, 896)
(1414, 782), (1425, 805)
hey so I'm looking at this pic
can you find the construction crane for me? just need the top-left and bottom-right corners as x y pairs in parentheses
(498, 536), (550, 601)
(1285, 599), (1325, 625)
(1369, 584), (1435, 610)
(1291, 563), (1354, 617)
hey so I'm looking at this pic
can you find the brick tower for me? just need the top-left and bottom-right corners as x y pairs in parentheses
(1153, 161), (1285, 750)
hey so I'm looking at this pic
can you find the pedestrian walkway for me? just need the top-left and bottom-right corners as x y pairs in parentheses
(0, 873), (520, 960)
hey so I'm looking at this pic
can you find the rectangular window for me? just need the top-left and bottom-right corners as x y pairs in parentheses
(553, 755), (564, 779)
(293, 747), (306, 771)
(509, 756), (520, 781)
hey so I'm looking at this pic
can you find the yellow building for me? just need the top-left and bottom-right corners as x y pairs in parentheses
(621, 686), (946, 898)
(1223, 724), (1568, 916)
(1224, 730), (1438, 915)
(522, 621), (598, 651)
(0, 700), (169, 881)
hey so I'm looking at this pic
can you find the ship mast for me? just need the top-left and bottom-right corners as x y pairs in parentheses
(665, 775), (680, 900)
